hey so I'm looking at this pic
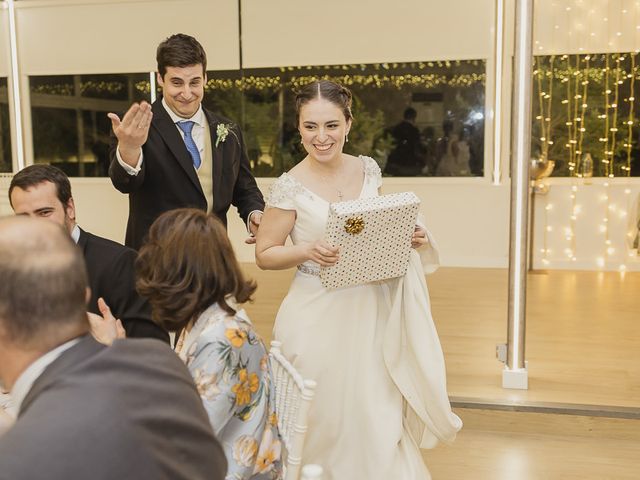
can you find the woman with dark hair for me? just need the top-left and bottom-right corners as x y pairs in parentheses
(256, 80), (461, 479)
(136, 208), (282, 480)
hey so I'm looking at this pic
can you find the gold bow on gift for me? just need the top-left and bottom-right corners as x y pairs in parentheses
(344, 216), (365, 235)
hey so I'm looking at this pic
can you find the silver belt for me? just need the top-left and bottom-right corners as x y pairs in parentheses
(297, 264), (320, 276)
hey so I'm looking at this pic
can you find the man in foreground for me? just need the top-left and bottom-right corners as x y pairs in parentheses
(0, 216), (226, 479)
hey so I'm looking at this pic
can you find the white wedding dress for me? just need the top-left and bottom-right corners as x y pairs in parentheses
(266, 156), (462, 480)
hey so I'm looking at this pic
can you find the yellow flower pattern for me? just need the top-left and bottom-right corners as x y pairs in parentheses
(225, 327), (248, 348)
(232, 369), (260, 406)
(182, 304), (283, 480)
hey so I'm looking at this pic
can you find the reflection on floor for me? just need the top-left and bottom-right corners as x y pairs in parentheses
(242, 265), (640, 409)
(424, 408), (640, 480)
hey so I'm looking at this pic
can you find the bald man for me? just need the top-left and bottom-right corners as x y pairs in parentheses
(0, 217), (226, 479)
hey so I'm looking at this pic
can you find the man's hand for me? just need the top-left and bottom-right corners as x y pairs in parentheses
(107, 101), (153, 167)
(245, 211), (263, 244)
(87, 298), (126, 346)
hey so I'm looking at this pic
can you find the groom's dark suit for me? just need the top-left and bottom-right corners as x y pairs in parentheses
(109, 99), (264, 250)
(0, 336), (226, 480)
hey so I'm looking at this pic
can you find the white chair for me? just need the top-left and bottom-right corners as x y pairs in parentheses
(269, 340), (318, 480)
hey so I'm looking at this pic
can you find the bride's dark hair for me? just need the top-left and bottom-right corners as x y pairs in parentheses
(294, 80), (353, 125)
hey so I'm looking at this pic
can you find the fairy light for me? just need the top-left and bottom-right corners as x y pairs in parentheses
(603, 55), (611, 176)
(609, 55), (622, 177)
(601, 182), (612, 268)
(625, 53), (636, 176)
(567, 182), (578, 260)
(542, 195), (551, 267)
(576, 55), (590, 176)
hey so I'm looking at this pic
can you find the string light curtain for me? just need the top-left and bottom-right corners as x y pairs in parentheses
(532, 52), (639, 177)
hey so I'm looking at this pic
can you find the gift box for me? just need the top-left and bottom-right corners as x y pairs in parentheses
(320, 191), (420, 289)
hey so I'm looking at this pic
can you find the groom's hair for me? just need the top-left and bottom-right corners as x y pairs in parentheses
(8, 164), (72, 209)
(0, 217), (88, 349)
(157, 34), (207, 78)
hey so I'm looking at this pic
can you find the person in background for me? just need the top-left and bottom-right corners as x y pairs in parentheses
(384, 106), (425, 176)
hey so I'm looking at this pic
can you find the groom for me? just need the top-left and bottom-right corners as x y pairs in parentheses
(108, 33), (264, 250)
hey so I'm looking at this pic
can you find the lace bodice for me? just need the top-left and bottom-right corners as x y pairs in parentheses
(266, 156), (382, 269)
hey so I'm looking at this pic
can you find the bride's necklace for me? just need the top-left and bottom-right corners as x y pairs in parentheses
(312, 158), (347, 202)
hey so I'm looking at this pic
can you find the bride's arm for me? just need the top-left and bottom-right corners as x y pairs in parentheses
(255, 207), (339, 270)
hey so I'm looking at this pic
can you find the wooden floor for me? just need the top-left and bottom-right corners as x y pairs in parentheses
(423, 408), (640, 479)
(241, 265), (640, 408)
(241, 265), (640, 478)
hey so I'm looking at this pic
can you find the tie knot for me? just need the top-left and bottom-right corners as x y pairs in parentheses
(177, 121), (195, 134)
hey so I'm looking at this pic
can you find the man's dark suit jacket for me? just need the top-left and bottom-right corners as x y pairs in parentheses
(0, 336), (226, 480)
(109, 99), (265, 250)
(79, 227), (169, 343)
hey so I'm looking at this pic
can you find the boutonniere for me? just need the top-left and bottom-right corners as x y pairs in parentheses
(215, 123), (231, 147)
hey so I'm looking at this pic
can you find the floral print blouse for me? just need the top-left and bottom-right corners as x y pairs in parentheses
(176, 303), (283, 480)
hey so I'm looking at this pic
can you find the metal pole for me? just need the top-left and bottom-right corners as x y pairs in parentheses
(6, 0), (25, 171)
(492, 0), (506, 185)
(503, 0), (533, 389)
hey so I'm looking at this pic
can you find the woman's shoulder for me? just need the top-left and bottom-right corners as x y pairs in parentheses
(354, 154), (382, 178)
(266, 171), (306, 209)
(193, 307), (263, 353)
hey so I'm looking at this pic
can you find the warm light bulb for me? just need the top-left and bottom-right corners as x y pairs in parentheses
(607, 247), (615, 255)
(596, 257), (605, 268)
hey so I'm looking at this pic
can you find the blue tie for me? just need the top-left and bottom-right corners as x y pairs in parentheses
(176, 121), (202, 169)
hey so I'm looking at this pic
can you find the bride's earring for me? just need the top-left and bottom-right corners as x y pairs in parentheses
(345, 133), (349, 143)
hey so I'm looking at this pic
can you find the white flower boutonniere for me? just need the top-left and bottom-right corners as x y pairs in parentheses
(215, 123), (231, 148)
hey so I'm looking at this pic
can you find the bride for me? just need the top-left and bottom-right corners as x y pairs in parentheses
(256, 80), (461, 479)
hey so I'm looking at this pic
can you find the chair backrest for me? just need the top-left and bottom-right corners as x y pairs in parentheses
(269, 340), (317, 480)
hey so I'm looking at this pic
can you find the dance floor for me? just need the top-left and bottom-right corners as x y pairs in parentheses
(243, 265), (640, 478)
(242, 265), (640, 410)
(423, 408), (640, 479)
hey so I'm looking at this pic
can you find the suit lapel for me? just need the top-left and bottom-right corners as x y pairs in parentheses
(76, 227), (88, 253)
(206, 110), (224, 209)
(151, 100), (204, 197)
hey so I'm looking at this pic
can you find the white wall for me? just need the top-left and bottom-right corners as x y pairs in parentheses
(242, 0), (494, 67)
(15, 0), (240, 74)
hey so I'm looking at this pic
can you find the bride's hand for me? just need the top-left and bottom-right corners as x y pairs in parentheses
(306, 240), (340, 266)
(411, 225), (429, 249)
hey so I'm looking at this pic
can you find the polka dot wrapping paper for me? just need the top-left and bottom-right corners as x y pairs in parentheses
(320, 191), (420, 290)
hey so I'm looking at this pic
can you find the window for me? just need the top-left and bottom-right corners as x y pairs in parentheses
(532, 52), (639, 177)
(30, 73), (149, 177)
(203, 60), (486, 177)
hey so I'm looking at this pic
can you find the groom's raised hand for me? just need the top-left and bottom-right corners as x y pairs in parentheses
(108, 101), (153, 168)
